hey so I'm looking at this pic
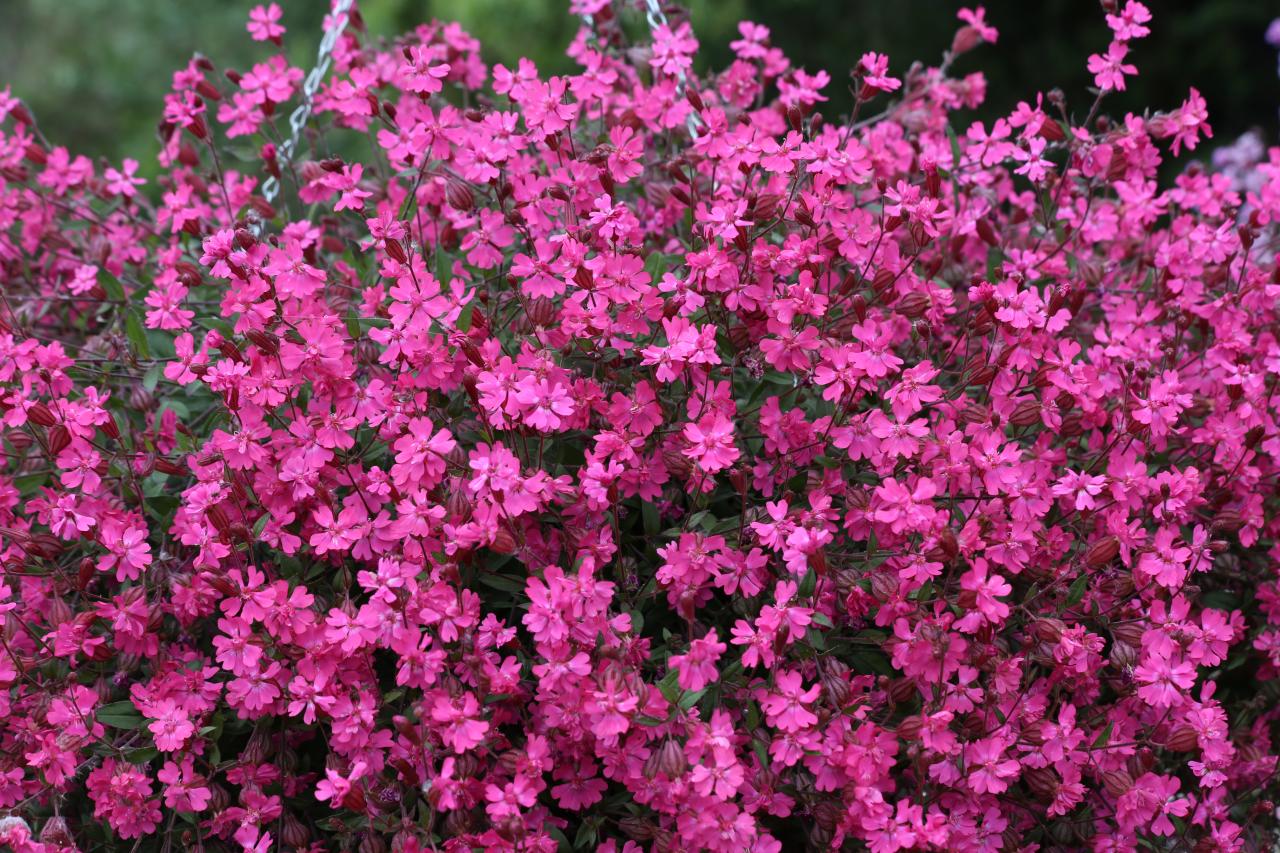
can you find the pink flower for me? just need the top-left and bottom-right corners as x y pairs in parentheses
(669, 630), (727, 692)
(246, 3), (285, 43)
(760, 670), (819, 733)
(964, 736), (1020, 793)
(683, 412), (739, 475)
(1087, 41), (1138, 92)
(431, 691), (490, 753)
(147, 700), (195, 752)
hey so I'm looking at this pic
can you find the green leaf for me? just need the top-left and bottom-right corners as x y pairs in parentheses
(476, 573), (525, 594)
(645, 252), (678, 283)
(455, 300), (476, 332)
(642, 501), (660, 539)
(678, 688), (707, 710)
(125, 746), (159, 764)
(986, 246), (1005, 281)
(798, 568), (817, 599)
(97, 700), (144, 729)
(685, 510), (714, 532)
(125, 310), (151, 358)
(1065, 573), (1089, 607)
(142, 363), (162, 391)
(945, 123), (964, 170)
(145, 494), (180, 521)
(657, 669), (681, 705)
(752, 738), (770, 770)
(1091, 721), (1114, 750)
(548, 827), (573, 853)
(848, 649), (893, 676)
(101, 274), (126, 302)
(1199, 590), (1240, 611)
(572, 820), (598, 850)
(14, 472), (47, 497)
(198, 317), (236, 338)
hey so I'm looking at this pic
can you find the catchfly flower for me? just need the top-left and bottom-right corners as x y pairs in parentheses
(0, 1), (1277, 851)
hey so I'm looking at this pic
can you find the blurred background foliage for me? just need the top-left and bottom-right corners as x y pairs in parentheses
(2, 0), (1277, 170)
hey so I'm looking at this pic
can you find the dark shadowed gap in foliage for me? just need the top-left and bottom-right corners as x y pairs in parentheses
(707, 0), (1280, 175)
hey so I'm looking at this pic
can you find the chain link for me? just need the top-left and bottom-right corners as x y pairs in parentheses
(254, 0), (354, 233)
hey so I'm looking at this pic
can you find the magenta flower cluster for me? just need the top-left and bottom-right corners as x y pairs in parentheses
(0, 0), (1277, 850)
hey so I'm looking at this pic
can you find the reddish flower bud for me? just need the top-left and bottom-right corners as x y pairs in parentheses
(886, 676), (917, 704)
(46, 424), (71, 456)
(1109, 640), (1138, 669)
(1009, 398), (1042, 427)
(896, 715), (925, 741)
(39, 817), (74, 847)
(446, 181), (475, 211)
(281, 813), (310, 848)
(491, 526), (517, 554)
(1164, 725), (1199, 752)
(1102, 770), (1133, 797)
(895, 292), (930, 318)
(383, 237), (409, 264)
(951, 25), (983, 56)
(1211, 508), (1244, 534)
(1032, 618), (1066, 643)
(644, 738), (687, 779)
(1023, 766), (1059, 799)
(786, 104), (804, 133)
(28, 402), (57, 427)
(340, 785), (367, 813)
(1085, 536), (1120, 567)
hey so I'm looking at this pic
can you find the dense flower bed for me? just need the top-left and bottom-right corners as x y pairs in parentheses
(1, 0), (1278, 850)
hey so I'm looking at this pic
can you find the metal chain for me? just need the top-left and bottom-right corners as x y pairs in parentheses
(254, 0), (354, 232)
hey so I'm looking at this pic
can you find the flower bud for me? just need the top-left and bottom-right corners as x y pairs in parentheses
(886, 676), (917, 704)
(896, 715), (924, 741)
(951, 25), (983, 56)
(1032, 618), (1066, 643)
(644, 738), (687, 779)
(1085, 536), (1120, 568)
(280, 813), (310, 848)
(28, 402), (57, 427)
(359, 832), (387, 853)
(1164, 725), (1199, 752)
(1109, 640), (1138, 669)
(1211, 508), (1244, 533)
(1110, 621), (1144, 646)
(619, 816), (655, 841)
(786, 104), (804, 133)
(1023, 766), (1059, 799)
(47, 424), (71, 456)
(240, 727), (273, 765)
(871, 268), (896, 298)
(895, 292), (930, 318)
(491, 525), (517, 554)
(384, 238), (408, 265)
(869, 571), (899, 602)
(446, 181), (475, 212)
(341, 785), (367, 813)
(1009, 398), (1042, 427)
(821, 661), (852, 707)
(1102, 769), (1133, 796)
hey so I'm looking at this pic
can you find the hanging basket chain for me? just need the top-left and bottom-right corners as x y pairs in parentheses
(254, 0), (355, 233)
(581, 1), (700, 137)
